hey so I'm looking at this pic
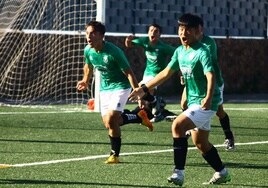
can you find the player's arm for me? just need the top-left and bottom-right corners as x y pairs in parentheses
(201, 71), (215, 110)
(76, 63), (93, 91)
(181, 87), (187, 111)
(125, 35), (135, 48)
(122, 68), (139, 89)
(123, 68), (147, 108)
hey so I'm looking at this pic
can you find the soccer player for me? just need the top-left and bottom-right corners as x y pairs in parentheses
(125, 24), (176, 122)
(76, 21), (153, 164)
(181, 15), (235, 151)
(129, 13), (231, 185)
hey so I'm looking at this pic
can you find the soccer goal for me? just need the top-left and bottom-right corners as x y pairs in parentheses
(0, 0), (104, 111)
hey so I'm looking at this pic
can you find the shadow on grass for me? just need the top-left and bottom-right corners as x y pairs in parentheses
(0, 138), (171, 147)
(0, 178), (267, 188)
(0, 178), (173, 188)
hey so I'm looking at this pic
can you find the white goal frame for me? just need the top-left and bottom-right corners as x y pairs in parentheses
(94, 0), (106, 112)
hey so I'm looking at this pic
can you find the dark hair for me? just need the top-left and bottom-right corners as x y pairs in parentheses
(194, 15), (204, 27)
(178, 13), (200, 28)
(148, 23), (162, 33)
(85, 21), (106, 35)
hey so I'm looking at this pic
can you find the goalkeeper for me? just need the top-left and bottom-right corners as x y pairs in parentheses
(125, 23), (176, 122)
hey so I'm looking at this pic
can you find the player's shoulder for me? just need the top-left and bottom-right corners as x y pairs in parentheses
(193, 42), (211, 57)
(202, 35), (216, 45)
(133, 36), (147, 42)
(105, 41), (123, 51)
(159, 40), (175, 48)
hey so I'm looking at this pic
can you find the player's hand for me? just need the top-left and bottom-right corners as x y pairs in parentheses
(76, 81), (87, 91)
(201, 97), (211, 110)
(126, 35), (134, 41)
(129, 87), (145, 102)
(125, 35), (135, 47)
(138, 99), (146, 109)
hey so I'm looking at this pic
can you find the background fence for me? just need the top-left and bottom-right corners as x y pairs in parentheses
(104, 0), (267, 38)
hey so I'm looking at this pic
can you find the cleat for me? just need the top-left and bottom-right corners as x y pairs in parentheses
(0, 164), (11, 169)
(167, 169), (184, 186)
(165, 115), (177, 122)
(224, 138), (235, 151)
(138, 110), (154, 131)
(203, 171), (231, 185)
(104, 155), (119, 164)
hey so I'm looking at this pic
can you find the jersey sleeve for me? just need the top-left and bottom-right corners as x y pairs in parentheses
(164, 43), (176, 56)
(167, 49), (180, 71)
(131, 37), (147, 47)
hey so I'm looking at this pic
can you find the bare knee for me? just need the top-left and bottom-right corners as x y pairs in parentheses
(216, 105), (226, 118)
(171, 115), (195, 137)
(103, 111), (121, 129)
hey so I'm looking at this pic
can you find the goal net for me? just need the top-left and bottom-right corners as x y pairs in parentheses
(0, 0), (102, 108)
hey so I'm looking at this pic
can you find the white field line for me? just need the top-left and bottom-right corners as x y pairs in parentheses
(0, 141), (267, 168)
(1, 107), (268, 115)
(172, 108), (268, 112)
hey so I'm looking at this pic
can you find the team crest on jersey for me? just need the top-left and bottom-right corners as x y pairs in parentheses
(188, 52), (195, 61)
(103, 55), (108, 63)
(89, 55), (93, 61)
(117, 102), (121, 108)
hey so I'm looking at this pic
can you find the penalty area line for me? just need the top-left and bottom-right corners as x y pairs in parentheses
(1, 141), (268, 169)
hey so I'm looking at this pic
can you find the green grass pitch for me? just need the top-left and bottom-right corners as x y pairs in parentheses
(0, 103), (268, 187)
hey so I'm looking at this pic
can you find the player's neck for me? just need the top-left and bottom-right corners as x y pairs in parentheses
(94, 41), (104, 53)
(150, 39), (158, 46)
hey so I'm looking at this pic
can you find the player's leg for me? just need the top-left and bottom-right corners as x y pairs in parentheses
(217, 85), (235, 150)
(101, 89), (137, 163)
(191, 129), (231, 184)
(120, 92), (154, 131)
(140, 76), (164, 122)
(186, 107), (231, 185)
(167, 112), (196, 186)
(102, 110), (121, 164)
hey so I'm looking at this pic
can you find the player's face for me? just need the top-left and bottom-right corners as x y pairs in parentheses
(148, 26), (160, 43)
(85, 26), (103, 49)
(178, 25), (199, 47)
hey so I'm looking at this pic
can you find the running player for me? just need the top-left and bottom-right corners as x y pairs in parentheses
(181, 15), (235, 150)
(129, 13), (231, 186)
(76, 21), (153, 164)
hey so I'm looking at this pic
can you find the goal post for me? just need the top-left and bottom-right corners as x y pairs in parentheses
(0, 0), (105, 111)
(94, 0), (106, 112)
